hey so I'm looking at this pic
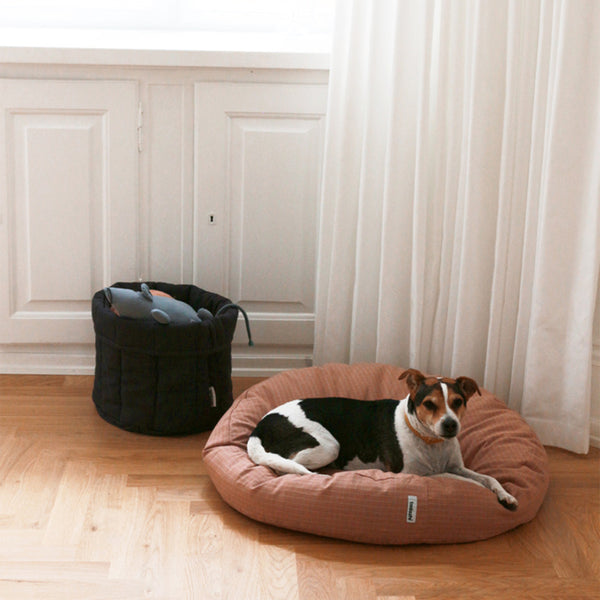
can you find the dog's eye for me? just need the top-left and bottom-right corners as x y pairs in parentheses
(423, 400), (436, 411)
(451, 398), (463, 410)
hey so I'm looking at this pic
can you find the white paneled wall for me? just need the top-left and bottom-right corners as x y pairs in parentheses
(146, 83), (195, 284)
(194, 83), (326, 358)
(0, 58), (328, 375)
(0, 79), (138, 346)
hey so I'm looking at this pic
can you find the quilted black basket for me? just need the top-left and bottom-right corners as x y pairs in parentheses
(91, 281), (244, 436)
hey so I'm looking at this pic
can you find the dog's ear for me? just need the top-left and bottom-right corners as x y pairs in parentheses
(455, 376), (481, 401)
(398, 369), (426, 395)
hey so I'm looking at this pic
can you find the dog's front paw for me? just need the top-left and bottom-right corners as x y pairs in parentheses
(498, 492), (518, 511)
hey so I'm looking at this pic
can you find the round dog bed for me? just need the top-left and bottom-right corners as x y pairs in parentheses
(202, 363), (550, 545)
(92, 281), (240, 436)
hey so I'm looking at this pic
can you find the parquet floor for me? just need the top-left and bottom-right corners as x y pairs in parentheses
(0, 375), (597, 599)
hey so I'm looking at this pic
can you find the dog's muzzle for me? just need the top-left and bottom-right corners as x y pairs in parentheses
(440, 417), (459, 438)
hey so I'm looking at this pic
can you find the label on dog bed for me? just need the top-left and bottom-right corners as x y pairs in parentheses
(406, 495), (418, 523)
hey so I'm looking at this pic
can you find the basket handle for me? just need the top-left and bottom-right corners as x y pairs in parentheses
(215, 303), (254, 347)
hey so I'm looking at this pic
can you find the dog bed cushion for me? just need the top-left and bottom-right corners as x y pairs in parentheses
(202, 363), (550, 545)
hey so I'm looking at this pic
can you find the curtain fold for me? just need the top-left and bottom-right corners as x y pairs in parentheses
(314, 0), (600, 453)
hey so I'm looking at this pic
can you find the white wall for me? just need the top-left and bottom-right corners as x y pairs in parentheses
(0, 47), (328, 377)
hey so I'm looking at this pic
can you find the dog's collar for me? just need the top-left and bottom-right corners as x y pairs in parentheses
(403, 412), (445, 445)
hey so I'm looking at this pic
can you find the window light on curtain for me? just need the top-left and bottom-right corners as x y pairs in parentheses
(315, 0), (600, 453)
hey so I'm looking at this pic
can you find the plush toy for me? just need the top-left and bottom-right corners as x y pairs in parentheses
(104, 283), (254, 345)
(104, 283), (212, 325)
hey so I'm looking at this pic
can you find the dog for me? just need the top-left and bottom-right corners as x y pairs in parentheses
(247, 368), (518, 510)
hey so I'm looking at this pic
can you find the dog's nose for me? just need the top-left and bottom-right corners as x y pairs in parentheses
(441, 418), (458, 437)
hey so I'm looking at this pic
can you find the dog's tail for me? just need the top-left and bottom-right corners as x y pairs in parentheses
(247, 435), (313, 475)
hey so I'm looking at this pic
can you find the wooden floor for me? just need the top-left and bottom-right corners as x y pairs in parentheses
(0, 375), (597, 600)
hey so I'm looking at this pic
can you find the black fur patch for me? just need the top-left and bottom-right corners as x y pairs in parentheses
(408, 384), (437, 413)
(299, 397), (404, 472)
(251, 413), (319, 458)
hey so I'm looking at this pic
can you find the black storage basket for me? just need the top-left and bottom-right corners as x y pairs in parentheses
(92, 281), (239, 436)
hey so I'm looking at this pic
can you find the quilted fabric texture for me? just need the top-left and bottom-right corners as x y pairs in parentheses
(92, 282), (238, 436)
(202, 363), (550, 545)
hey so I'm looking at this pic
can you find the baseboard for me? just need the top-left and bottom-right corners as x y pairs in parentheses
(591, 342), (600, 448)
(231, 343), (312, 377)
(0, 345), (96, 375)
(0, 343), (312, 378)
(591, 417), (600, 449)
(1, 344), (597, 448)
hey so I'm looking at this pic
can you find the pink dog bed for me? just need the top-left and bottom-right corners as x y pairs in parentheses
(202, 363), (549, 545)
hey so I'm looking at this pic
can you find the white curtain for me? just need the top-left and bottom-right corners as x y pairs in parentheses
(314, 0), (600, 453)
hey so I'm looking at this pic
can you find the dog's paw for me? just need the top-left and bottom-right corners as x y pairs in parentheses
(498, 493), (518, 511)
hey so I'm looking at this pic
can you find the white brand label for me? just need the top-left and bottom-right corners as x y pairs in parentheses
(406, 495), (418, 523)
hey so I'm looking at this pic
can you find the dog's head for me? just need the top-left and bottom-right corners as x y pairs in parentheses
(398, 368), (481, 439)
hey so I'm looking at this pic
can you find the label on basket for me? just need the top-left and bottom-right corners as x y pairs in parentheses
(209, 386), (217, 408)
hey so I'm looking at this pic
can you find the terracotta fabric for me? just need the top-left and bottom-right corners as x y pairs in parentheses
(202, 363), (550, 545)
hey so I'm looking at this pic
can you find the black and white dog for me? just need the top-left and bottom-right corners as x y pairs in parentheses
(247, 368), (518, 509)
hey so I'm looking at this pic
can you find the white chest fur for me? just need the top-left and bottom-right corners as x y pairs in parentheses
(395, 398), (464, 476)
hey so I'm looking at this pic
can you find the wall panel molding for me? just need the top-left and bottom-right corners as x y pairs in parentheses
(0, 67), (329, 377)
(194, 82), (327, 369)
(0, 78), (138, 344)
(145, 83), (195, 283)
(7, 109), (107, 318)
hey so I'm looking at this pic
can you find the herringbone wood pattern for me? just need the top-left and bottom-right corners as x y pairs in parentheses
(0, 375), (597, 599)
